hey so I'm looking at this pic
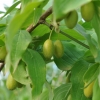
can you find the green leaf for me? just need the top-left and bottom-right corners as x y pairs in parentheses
(10, 30), (32, 71)
(22, 49), (46, 99)
(71, 60), (89, 100)
(33, 0), (49, 24)
(54, 42), (85, 71)
(53, 83), (72, 100)
(75, 24), (98, 58)
(1, 1), (21, 18)
(32, 24), (50, 37)
(40, 90), (49, 100)
(33, 7), (42, 25)
(53, 0), (91, 21)
(83, 63), (99, 84)
(45, 81), (54, 100)
(91, 13), (100, 48)
(11, 61), (31, 85)
(92, 79), (100, 100)
(83, 50), (95, 63)
(0, 39), (5, 47)
(6, 1), (42, 51)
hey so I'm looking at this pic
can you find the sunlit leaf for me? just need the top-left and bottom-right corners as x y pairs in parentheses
(92, 79), (100, 100)
(83, 63), (99, 84)
(71, 60), (89, 100)
(22, 49), (46, 99)
(53, 83), (72, 100)
(6, 1), (42, 51)
(10, 30), (32, 71)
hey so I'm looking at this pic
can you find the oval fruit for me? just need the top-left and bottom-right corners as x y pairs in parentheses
(64, 10), (78, 29)
(81, 2), (95, 22)
(6, 74), (18, 90)
(84, 81), (94, 98)
(43, 39), (54, 59)
(54, 40), (64, 58)
(67, 94), (72, 100)
(0, 46), (7, 60)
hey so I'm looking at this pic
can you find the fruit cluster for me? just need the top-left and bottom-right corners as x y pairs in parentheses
(43, 39), (64, 59)
(57, 1), (95, 29)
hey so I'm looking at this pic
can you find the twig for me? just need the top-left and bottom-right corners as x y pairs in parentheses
(26, 7), (52, 33)
(42, 21), (90, 49)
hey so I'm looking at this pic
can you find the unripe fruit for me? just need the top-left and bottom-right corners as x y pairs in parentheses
(6, 74), (18, 90)
(43, 39), (54, 59)
(64, 10), (78, 29)
(54, 40), (64, 58)
(0, 46), (7, 60)
(67, 94), (72, 100)
(84, 81), (94, 98)
(81, 2), (95, 22)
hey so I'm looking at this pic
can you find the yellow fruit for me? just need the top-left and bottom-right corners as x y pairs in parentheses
(6, 74), (18, 90)
(54, 40), (64, 58)
(0, 46), (7, 60)
(64, 10), (78, 29)
(81, 2), (95, 22)
(43, 39), (54, 59)
(84, 81), (94, 98)
(67, 94), (72, 100)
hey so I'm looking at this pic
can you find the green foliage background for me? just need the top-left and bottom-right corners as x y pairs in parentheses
(0, 0), (100, 100)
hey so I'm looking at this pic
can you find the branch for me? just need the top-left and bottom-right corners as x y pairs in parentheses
(42, 21), (90, 49)
(26, 7), (52, 33)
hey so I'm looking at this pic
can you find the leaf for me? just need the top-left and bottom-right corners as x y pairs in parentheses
(32, 24), (50, 37)
(54, 42), (85, 71)
(83, 50), (95, 63)
(33, 0), (49, 24)
(1, 1), (21, 18)
(33, 7), (42, 25)
(40, 90), (49, 100)
(22, 49), (46, 99)
(92, 79), (100, 100)
(6, 1), (42, 51)
(53, 0), (91, 21)
(10, 30), (32, 71)
(45, 81), (54, 100)
(53, 83), (72, 100)
(10, 61), (31, 85)
(75, 24), (98, 58)
(0, 39), (5, 47)
(91, 6), (100, 48)
(83, 63), (99, 84)
(71, 60), (89, 100)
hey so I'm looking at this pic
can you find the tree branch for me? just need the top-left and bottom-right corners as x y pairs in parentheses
(26, 7), (52, 33)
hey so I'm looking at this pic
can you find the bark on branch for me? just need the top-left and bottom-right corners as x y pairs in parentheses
(26, 7), (52, 33)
